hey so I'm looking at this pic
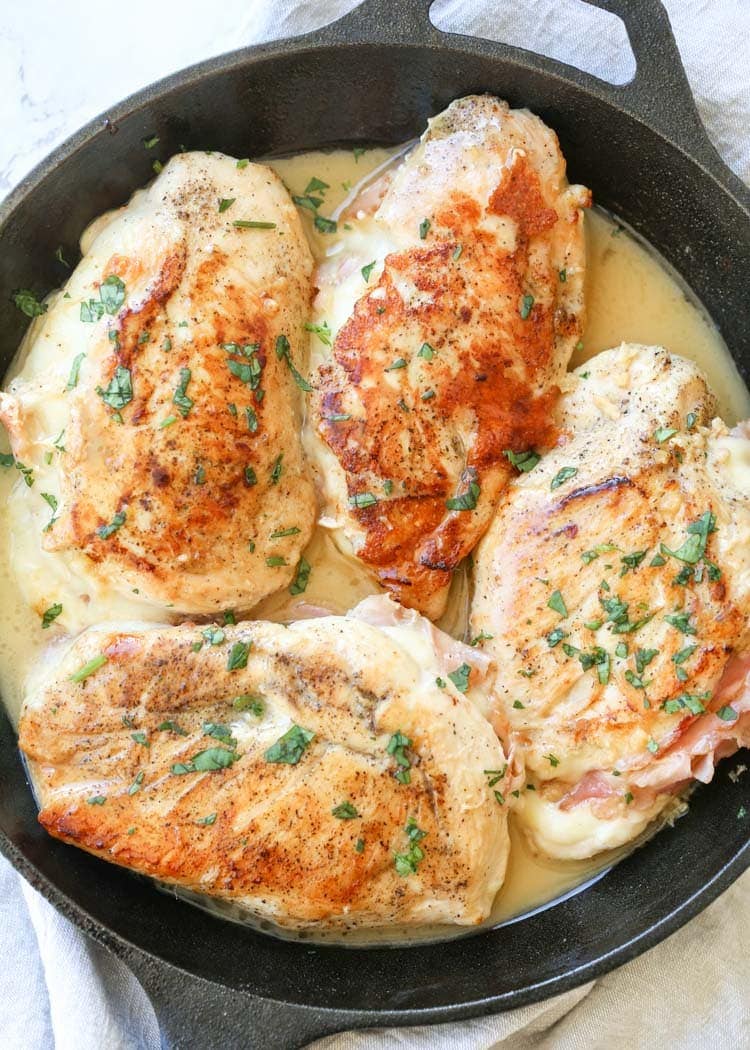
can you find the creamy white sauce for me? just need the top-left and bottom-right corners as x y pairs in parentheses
(0, 144), (747, 945)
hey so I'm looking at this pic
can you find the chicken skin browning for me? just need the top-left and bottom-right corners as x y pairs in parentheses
(19, 597), (514, 930)
(0, 153), (315, 624)
(310, 95), (591, 619)
(471, 344), (750, 859)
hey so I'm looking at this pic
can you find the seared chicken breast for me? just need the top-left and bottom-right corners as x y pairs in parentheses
(0, 153), (315, 628)
(19, 596), (514, 930)
(471, 344), (750, 859)
(309, 95), (591, 619)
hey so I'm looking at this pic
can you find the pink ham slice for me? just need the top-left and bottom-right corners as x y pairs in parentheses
(559, 653), (750, 812)
(349, 594), (493, 680)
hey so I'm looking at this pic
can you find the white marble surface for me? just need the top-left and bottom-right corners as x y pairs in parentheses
(2, 0), (750, 200)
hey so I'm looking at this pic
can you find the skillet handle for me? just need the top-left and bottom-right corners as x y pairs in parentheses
(323, 0), (749, 205)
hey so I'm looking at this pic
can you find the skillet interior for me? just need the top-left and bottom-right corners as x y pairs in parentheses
(0, 1), (749, 1042)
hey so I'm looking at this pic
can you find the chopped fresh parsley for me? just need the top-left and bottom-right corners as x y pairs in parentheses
(620, 549), (649, 576)
(581, 543), (618, 565)
(662, 692), (709, 715)
(158, 720), (188, 735)
(717, 705), (738, 722)
(361, 261), (376, 282)
(314, 215), (337, 234)
(131, 731), (150, 748)
(244, 465), (257, 487)
(418, 218), (431, 239)
(87, 795), (106, 806)
(653, 426), (678, 443)
(418, 342), (435, 360)
(218, 197), (236, 213)
(519, 294), (535, 319)
(196, 813), (217, 826)
(266, 555), (287, 567)
(384, 357), (407, 371)
(171, 747), (240, 774)
(547, 590), (568, 617)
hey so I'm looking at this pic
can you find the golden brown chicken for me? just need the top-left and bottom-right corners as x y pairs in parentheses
(0, 153), (315, 628)
(471, 344), (750, 859)
(19, 596), (514, 930)
(309, 95), (591, 619)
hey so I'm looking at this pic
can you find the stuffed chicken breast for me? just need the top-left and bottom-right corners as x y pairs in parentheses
(309, 95), (591, 619)
(19, 597), (514, 930)
(0, 153), (316, 629)
(471, 344), (750, 859)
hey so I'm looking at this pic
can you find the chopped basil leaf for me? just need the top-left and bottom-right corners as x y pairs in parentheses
(448, 663), (471, 693)
(418, 342), (435, 360)
(654, 426), (678, 442)
(69, 654), (107, 683)
(270, 454), (284, 485)
(128, 771), (145, 795)
(664, 610), (696, 635)
(202, 626), (225, 646)
(384, 357), (407, 371)
(387, 731), (412, 784)
(446, 474), (480, 512)
(233, 219), (277, 229)
(304, 321), (332, 346)
(196, 813), (217, 826)
(226, 641), (250, 671)
(245, 406), (258, 433)
(547, 590), (567, 617)
(87, 795), (106, 806)
(232, 695), (264, 716)
(504, 449), (540, 472)
(355, 838), (365, 853)
(173, 367), (194, 417)
(519, 294), (535, 319)
(646, 739), (659, 754)
(620, 549), (649, 576)
(41, 603), (63, 629)
(218, 197), (236, 213)
(550, 466), (578, 490)
(96, 510), (126, 539)
(13, 289), (47, 318)
(361, 261), (376, 282)
(546, 627), (568, 647)
(66, 352), (86, 390)
(289, 556), (311, 596)
(131, 731), (149, 748)
(332, 801), (360, 820)
(264, 724), (315, 764)
(275, 334), (313, 391)
(672, 644), (697, 665)
(635, 648), (659, 674)
(236, 158), (249, 169)
(349, 492), (378, 509)
(717, 705), (738, 722)
(314, 214), (337, 234)
(661, 510), (716, 565)
(418, 218), (431, 239)
(158, 720), (188, 735)
(96, 366), (132, 410)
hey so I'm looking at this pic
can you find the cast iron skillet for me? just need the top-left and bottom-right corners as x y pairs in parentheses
(1, 1), (749, 1046)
